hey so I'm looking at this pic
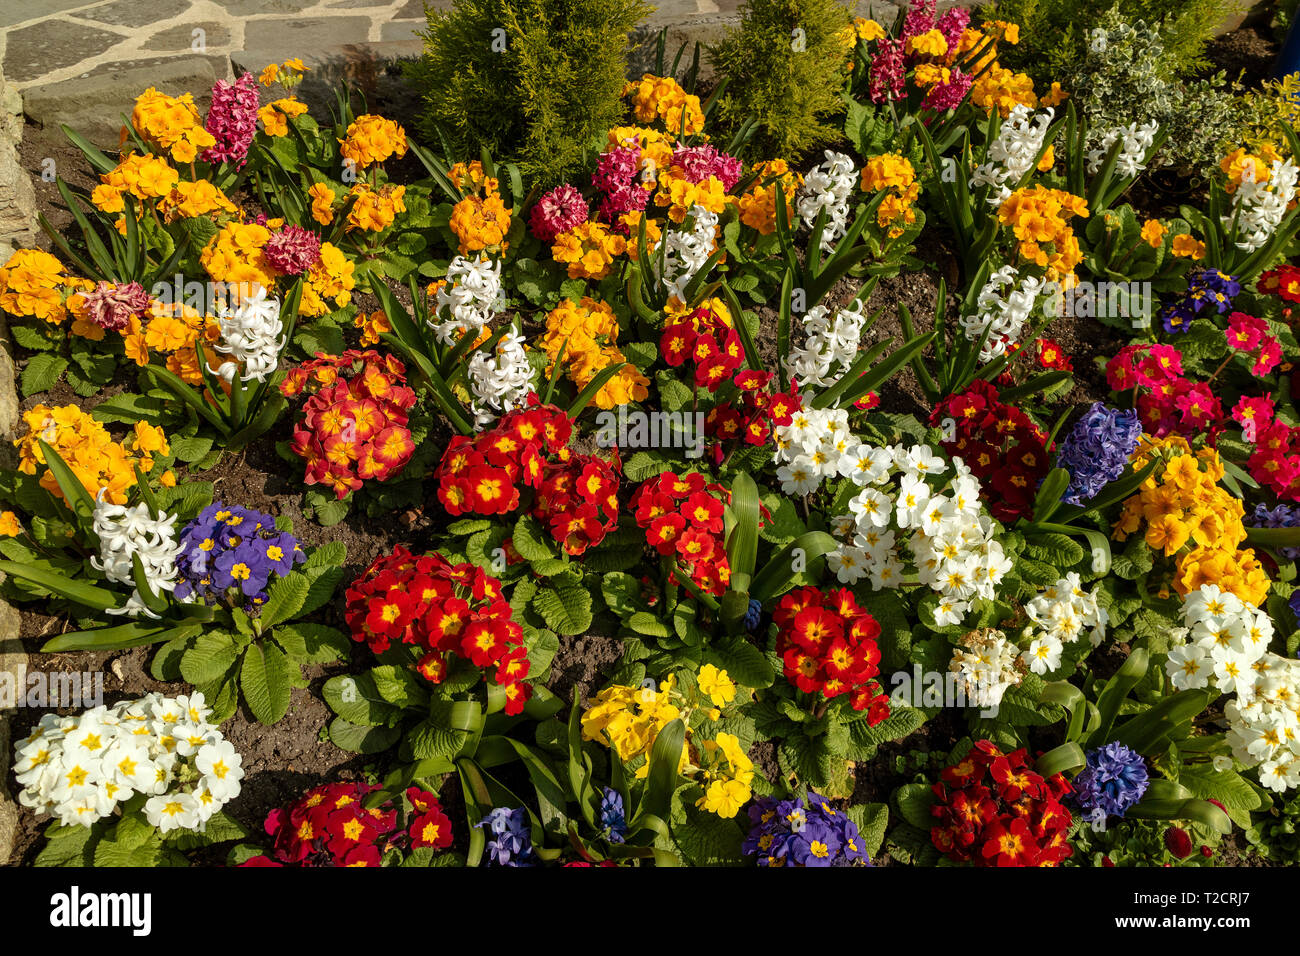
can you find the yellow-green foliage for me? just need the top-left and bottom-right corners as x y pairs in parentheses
(411, 0), (649, 186)
(708, 0), (854, 161)
(985, 0), (1242, 84)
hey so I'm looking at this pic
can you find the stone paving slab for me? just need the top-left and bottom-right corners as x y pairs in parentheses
(23, 55), (219, 144)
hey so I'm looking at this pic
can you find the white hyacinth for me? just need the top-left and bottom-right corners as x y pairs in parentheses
(466, 328), (535, 428)
(960, 265), (1045, 363)
(797, 151), (857, 251)
(211, 284), (284, 383)
(90, 493), (182, 619)
(1226, 156), (1299, 253)
(655, 204), (719, 303)
(430, 255), (506, 345)
(784, 299), (869, 389)
(970, 105), (1055, 204)
(11, 693), (243, 830)
(1086, 120), (1160, 178)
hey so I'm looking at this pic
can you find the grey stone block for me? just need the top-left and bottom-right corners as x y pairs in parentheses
(22, 55), (220, 146)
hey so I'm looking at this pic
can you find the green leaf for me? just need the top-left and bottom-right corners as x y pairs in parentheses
(21, 353), (67, 395)
(329, 716), (401, 754)
(273, 622), (350, 663)
(705, 636), (774, 688)
(532, 583), (592, 635)
(179, 631), (240, 685)
(847, 802), (890, 858)
(240, 641), (293, 725)
(894, 782), (936, 830)
(512, 514), (556, 561)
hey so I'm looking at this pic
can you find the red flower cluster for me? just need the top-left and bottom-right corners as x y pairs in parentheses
(632, 470), (734, 596)
(1224, 311), (1283, 377)
(1236, 395), (1300, 501)
(773, 586), (890, 722)
(929, 741), (1073, 867)
(344, 546), (532, 714)
(661, 303), (744, 393)
(281, 349), (417, 500)
(1106, 343), (1225, 440)
(704, 370), (803, 465)
(1034, 337), (1073, 371)
(434, 399), (620, 556)
(1259, 265), (1300, 304)
(241, 783), (452, 867)
(930, 379), (1050, 522)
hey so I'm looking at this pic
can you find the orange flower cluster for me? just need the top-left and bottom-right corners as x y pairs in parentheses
(131, 88), (215, 164)
(0, 249), (89, 325)
(537, 297), (650, 409)
(551, 221), (625, 280)
(15, 404), (170, 505)
(448, 163), (511, 256)
(860, 153), (920, 239)
(281, 350), (418, 499)
(624, 75), (704, 136)
(997, 186), (1089, 281)
(338, 114), (408, 169)
(345, 183), (407, 233)
(737, 160), (802, 235)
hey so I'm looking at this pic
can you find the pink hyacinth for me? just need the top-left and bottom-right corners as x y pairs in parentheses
(922, 68), (973, 112)
(868, 37), (907, 104)
(264, 225), (322, 275)
(80, 280), (150, 332)
(201, 72), (261, 169)
(901, 0), (937, 42)
(592, 146), (641, 193)
(528, 184), (589, 243)
(936, 7), (970, 50)
(670, 144), (743, 191)
(597, 183), (649, 229)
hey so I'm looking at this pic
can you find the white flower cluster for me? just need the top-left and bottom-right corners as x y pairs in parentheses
(960, 265), (1045, 362)
(1166, 585), (1272, 698)
(90, 494), (183, 620)
(430, 255), (506, 345)
(797, 151), (857, 252)
(1225, 656), (1300, 792)
(783, 300), (868, 389)
(950, 629), (1024, 708)
(211, 285), (284, 383)
(1227, 157), (1300, 253)
(12, 693), (243, 830)
(971, 105), (1055, 204)
(466, 328), (534, 428)
(1164, 585), (1300, 790)
(1086, 120), (1160, 177)
(1019, 574), (1109, 675)
(828, 443), (1012, 613)
(655, 204), (719, 303)
(772, 406), (854, 496)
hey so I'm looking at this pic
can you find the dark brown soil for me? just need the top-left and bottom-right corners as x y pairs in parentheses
(1203, 21), (1281, 88)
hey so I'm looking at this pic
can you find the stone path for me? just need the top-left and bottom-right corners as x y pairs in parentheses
(1, 0), (763, 91)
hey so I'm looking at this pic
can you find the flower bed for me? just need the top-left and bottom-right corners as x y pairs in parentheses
(2, 1), (1300, 870)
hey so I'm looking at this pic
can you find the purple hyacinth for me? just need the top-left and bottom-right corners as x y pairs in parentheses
(201, 72), (261, 169)
(174, 502), (304, 611)
(1074, 742), (1149, 819)
(1057, 402), (1144, 505)
(1249, 502), (1300, 561)
(477, 807), (534, 866)
(742, 791), (872, 867)
(598, 788), (627, 844)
